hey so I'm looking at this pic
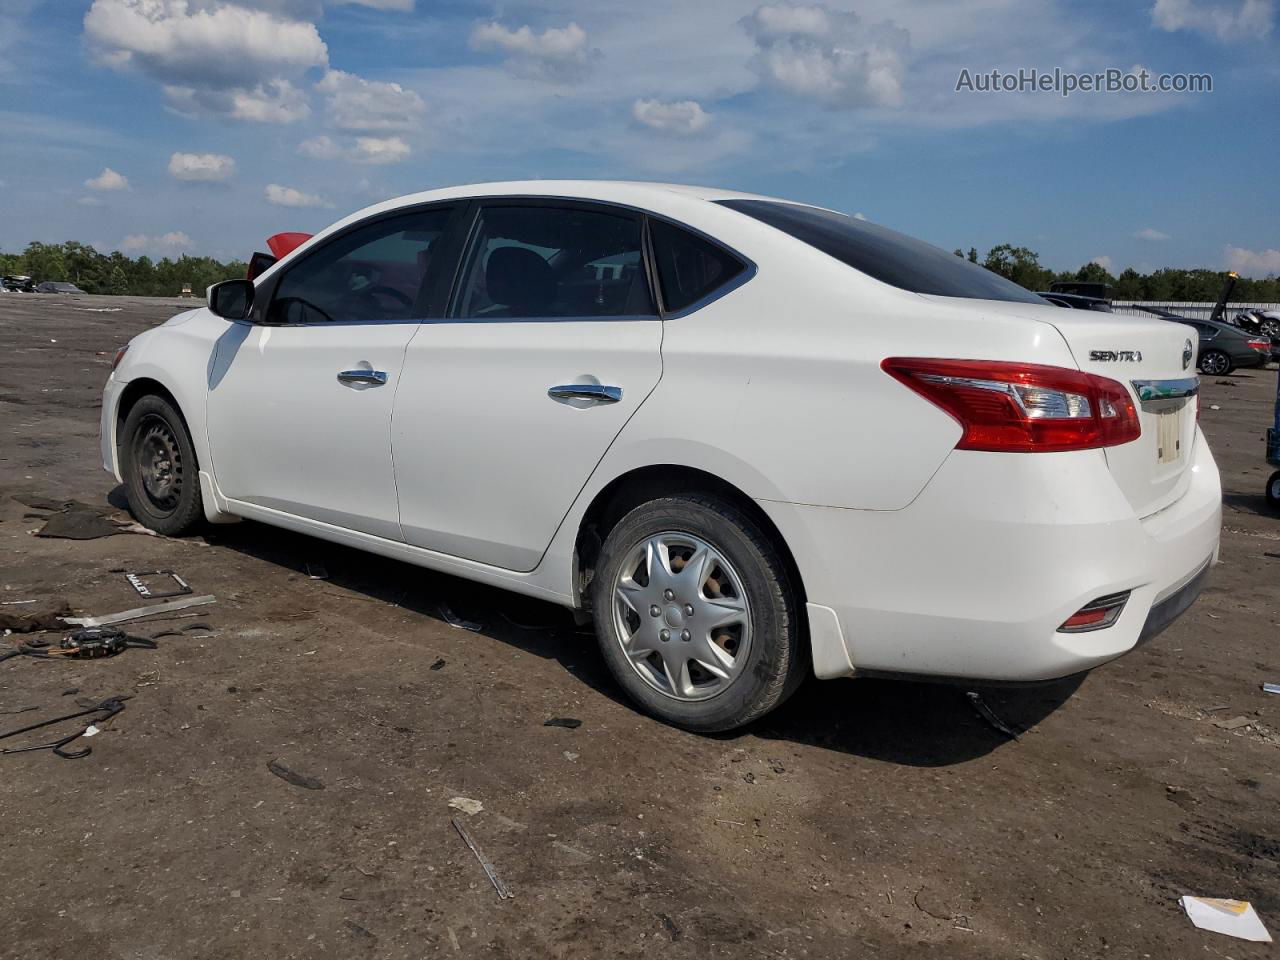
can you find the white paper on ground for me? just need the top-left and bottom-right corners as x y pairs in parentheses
(1180, 896), (1272, 942)
(83, 725), (100, 738)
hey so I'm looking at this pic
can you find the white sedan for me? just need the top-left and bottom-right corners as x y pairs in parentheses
(101, 181), (1221, 731)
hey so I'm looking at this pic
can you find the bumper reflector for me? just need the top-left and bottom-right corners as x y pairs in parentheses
(1059, 591), (1130, 633)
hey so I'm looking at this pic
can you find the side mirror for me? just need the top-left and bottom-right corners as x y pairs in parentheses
(207, 279), (255, 321)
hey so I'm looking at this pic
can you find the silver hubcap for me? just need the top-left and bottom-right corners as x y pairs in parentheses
(611, 532), (751, 702)
(1203, 353), (1227, 375)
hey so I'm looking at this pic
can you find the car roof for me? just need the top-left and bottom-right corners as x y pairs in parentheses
(387, 179), (790, 205)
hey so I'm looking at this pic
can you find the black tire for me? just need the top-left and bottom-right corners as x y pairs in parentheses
(1267, 471), (1280, 512)
(1199, 349), (1233, 376)
(590, 494), (806, 733)
(121, 394), (204, 536)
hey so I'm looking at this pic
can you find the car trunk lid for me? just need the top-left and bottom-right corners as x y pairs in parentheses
(922, 297), (1201, 518)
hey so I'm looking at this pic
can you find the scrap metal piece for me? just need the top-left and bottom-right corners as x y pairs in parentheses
(62, 595), (216, 628)
(966, 691), (1020, 740)
(125, 571), (193, 600)
(451, 817), (512, 900)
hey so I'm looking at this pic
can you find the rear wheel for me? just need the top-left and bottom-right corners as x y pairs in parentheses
(1267, 471), (1280, 512)
(1199, 349), (1232, 376)
(590, 494), (806, 733)
(121, 394), (204, 536)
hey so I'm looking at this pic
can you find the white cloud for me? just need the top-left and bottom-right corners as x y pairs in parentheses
(632, 98), (711, 136)
(332, 0), (413, 9)
(1151, 0), (1274, 40)
(299, 134), (342, 159)
(316, 69), (424, 131)
(164, 78), (311, 123)
(86, 167), (129, 190)
(169, 151), (236, 181)
(84, 0), (327, 123)
(265, 183), (329, 207)
(350, 136), (410, 164)
(1225, 245), (1280, 277)
(470, 21), (596, 83)
(741, 3), (911, 108)
(1134, 227), (1170, 241)
(1090, 255), (1114, 271)
(853, 212), (867, 220)
(120, 230), (191, 255)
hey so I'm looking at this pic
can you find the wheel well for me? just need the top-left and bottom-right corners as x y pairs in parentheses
(573, 464), (807, 611)
(115, 378), (193, 460)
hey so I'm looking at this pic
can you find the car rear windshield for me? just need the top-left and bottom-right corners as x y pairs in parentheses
(717, 198), (1045, 304)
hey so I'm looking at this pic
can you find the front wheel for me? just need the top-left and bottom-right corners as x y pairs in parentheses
(1267, 471), (1280, 512)
(590, 494), (806, 733)
(121, 394), (204, 536)
(1199, 349), (1233, 376)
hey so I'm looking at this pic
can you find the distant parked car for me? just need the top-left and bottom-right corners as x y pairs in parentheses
(1135, 307), (1271, 375)
(2, 275), (35, 292)
(1038, 292), (1114, 312)
(36, 281), (87, 295)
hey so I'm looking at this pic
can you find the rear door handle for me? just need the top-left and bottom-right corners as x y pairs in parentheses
(548, 384), (622, 403)
(337, 369), (388, 386)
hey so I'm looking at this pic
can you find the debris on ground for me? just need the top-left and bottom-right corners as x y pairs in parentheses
(267, 759), (325, 790)
(439, 604), (483, 632)
(63, 594), (216, 628)
(430, 658), (447, 671)
(0, 599), (71, 633)
(0, 695), (132, 759)
(1165, 785), (1198, 811)
(448, 796), (484, 816)
(31, 503), (133, 540)
(1213, 715), (1254, 730)
(1263, 683), (1280, 695)
(1180, 896), (1272, 942)
(57, 626), (157, 659)
(123, 570), (192, 599)
(305, 563), (329, 580)
(965, 691), (1020, 740)
(544, 717), (582, 729)
(452, 817), (512, 900)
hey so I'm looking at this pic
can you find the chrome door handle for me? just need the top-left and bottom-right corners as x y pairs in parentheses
(548, 384), (622, 403)
(337, 369), (388, 386)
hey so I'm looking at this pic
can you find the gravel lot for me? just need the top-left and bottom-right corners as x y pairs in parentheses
(1, 293), (1278, 959)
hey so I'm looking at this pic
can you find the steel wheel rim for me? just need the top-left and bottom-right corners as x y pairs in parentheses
(1271, 475), (1280, 501)
(1202, 352), (1228, 375)
(611, 531), (752, 702)
(135, 415), (182, 512)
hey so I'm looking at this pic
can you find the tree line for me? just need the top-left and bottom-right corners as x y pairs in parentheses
(954, 244), (1280, 302)
(2, 238), (1277, 303)
(0, 241), (246, 298)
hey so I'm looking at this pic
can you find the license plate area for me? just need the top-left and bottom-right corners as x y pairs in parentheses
(1155, 406), (1185, 465)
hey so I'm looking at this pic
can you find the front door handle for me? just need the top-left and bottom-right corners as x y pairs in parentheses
(548, 384), (622, 403)
(337, 369), (388, 386)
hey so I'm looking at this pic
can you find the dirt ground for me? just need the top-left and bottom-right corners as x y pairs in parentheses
(1, 293), (1277, 960)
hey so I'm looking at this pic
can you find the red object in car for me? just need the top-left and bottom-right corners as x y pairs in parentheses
(1246, 337), (1271, 353)
(266, 232), (312, 259)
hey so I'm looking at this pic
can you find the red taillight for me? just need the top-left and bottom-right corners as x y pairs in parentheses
(882, 358), (1142, 453)
(1247, 338), (1271, 352)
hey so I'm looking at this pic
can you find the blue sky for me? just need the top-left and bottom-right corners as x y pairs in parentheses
(0, 0), (1277, 276)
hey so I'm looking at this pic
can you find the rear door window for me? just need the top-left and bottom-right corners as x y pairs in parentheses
(648, 219), (745, 314)
(453, 204), (654, 319)
(718, 198), (1046, 304)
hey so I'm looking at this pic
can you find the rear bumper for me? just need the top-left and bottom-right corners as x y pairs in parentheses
(761, 429), (1222, 682)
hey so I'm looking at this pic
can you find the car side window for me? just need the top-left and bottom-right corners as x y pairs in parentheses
(648, 218), (745, 314)
(268, 207), (453, 325)
(453, 205), (653, 319)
